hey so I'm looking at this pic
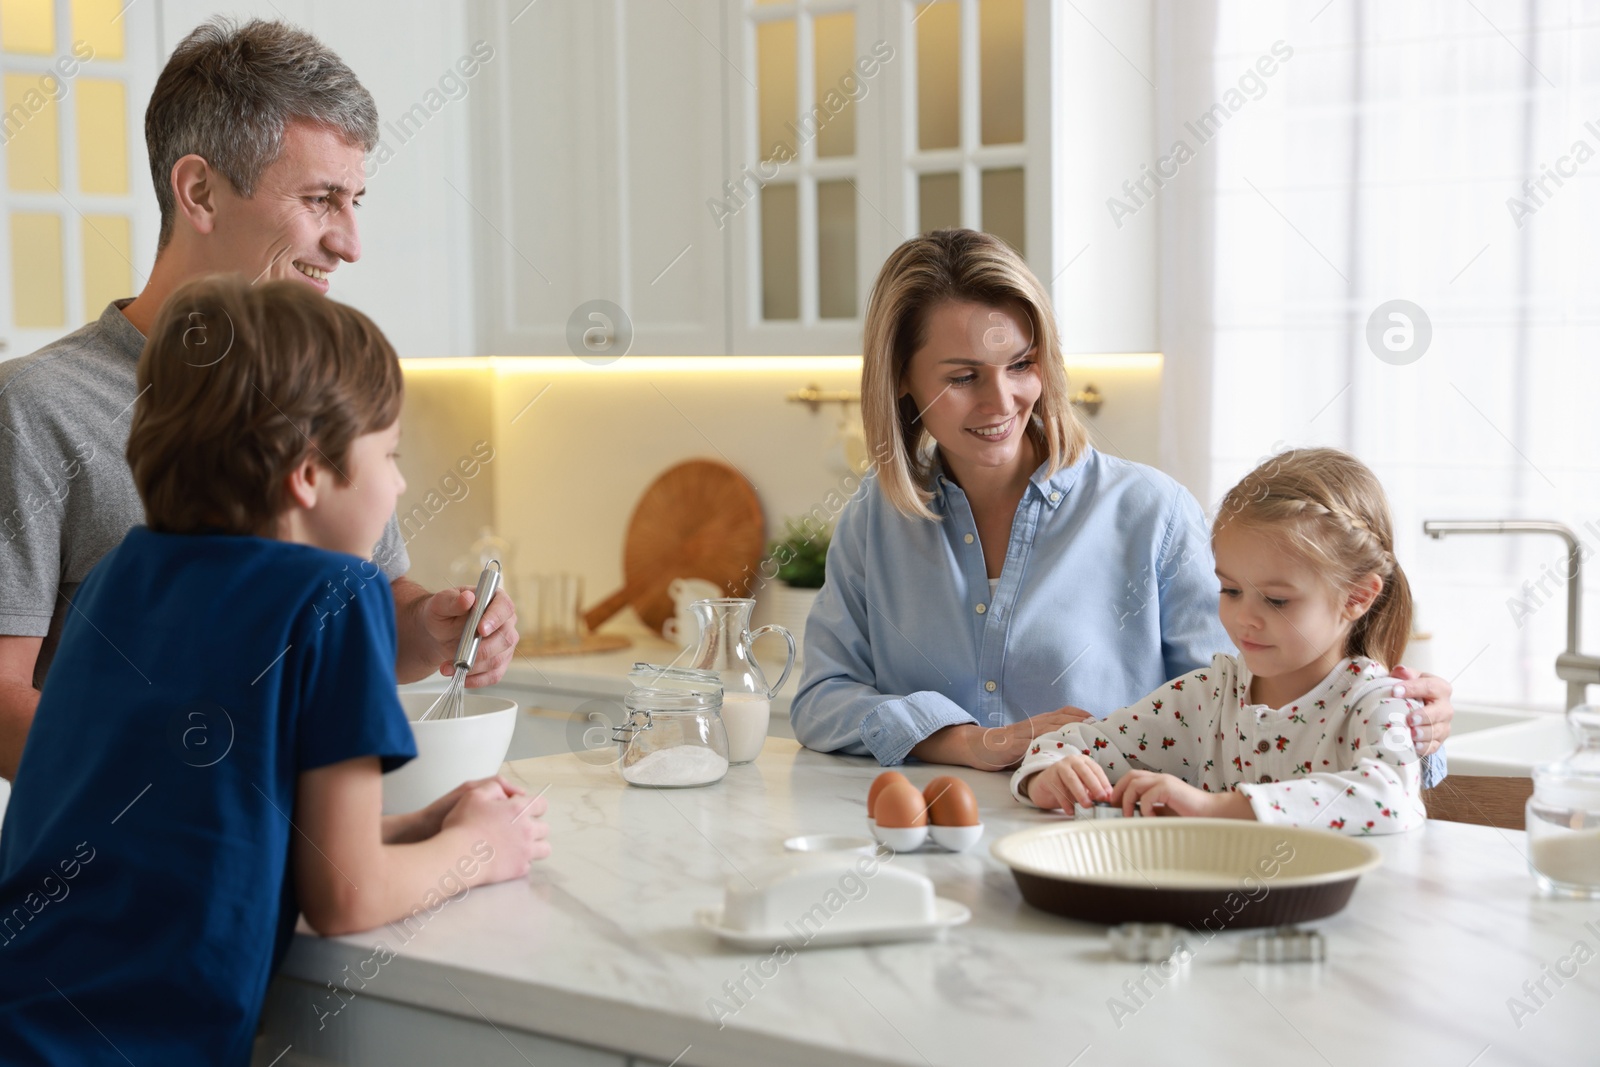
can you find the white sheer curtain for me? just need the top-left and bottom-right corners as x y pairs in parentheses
(1158, 0), (1600, 711)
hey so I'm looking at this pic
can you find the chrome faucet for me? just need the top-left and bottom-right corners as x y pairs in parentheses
(1422, 520), (1599, 711)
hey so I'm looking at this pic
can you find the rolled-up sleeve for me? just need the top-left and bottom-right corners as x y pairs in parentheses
(790, 499), (974, 764)
(1422, 747), (1447, 788)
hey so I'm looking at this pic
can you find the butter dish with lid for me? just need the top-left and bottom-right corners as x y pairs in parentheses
(696, 853), (971, 949)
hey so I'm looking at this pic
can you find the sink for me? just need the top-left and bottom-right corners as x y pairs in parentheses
(1448, 707), (1574, 778)
(1452, 705), (1538, 736)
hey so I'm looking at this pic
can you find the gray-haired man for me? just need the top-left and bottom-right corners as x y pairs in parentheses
(0, 19), (518, 781)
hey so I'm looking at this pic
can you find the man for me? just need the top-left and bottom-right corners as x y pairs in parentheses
(0, 19), (517, 781)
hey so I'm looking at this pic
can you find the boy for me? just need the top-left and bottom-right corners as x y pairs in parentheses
(0, 277), (548, 1065)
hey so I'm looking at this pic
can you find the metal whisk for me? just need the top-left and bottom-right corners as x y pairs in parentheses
(417, 560), (502, 722)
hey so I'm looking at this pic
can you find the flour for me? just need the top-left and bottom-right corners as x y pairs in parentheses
(622, 746), (730, 787)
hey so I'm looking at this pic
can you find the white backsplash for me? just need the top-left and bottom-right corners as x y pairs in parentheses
(395, 357), (1162, 637)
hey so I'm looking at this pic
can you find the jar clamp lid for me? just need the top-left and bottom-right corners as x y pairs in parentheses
(614, 663), (723, 743)
(1533, 705), (1600, 811)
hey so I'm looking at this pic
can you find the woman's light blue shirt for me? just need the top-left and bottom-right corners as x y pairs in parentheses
(791, 446), (1231, 765)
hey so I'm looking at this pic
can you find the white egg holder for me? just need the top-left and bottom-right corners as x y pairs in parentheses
(867, 818), (985, 853)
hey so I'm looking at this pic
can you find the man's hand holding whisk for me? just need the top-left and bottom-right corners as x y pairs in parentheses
(418, 584), (519, 687)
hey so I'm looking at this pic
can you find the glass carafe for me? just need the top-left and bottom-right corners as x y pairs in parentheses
(684, 598), (796, 765)
(1527, 704), (1600, 898)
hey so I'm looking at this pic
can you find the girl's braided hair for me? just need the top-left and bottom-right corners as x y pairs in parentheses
(1214, 448), (1413, 668)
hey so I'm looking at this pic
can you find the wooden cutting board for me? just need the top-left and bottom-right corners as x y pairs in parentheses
(582, 459), (765, 635)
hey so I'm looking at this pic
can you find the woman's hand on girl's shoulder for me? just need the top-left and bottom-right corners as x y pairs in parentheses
(1389, 666), (1453, 757)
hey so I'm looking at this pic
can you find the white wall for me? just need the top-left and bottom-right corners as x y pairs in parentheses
(1051, 0), (1159, 353)
(153, 0), (478, 356)
(395, 358), (1165, 634)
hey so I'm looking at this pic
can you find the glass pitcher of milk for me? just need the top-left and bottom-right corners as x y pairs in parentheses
(683, 598), (796, 764)
(1527, 704), (1600, 898)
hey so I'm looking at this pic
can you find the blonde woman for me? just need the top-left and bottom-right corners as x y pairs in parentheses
(789, 230), (1454, 776)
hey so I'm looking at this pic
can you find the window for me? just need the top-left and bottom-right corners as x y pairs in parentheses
(1, 0), (146, 356)
(1165, 1), (1600, 711)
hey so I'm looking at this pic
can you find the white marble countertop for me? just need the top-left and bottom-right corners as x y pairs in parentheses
(277, 741), (1600, 1066)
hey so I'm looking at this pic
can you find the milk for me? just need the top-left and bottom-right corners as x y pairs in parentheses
(720, 693), (771, 764)
(1531, 829), (1600, 890)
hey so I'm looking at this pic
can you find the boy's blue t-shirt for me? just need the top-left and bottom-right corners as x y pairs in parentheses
(0, 527), (416, 1066)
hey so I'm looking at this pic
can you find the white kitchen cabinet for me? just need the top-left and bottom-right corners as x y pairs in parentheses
(466, 0), (729, 356)
(155, 0), (480, 357)
(255, 978), (630, 1067)
(724, 0), (1057, 354)
(466, 0), (1110, 356)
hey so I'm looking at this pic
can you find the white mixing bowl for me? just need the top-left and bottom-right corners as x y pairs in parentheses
(382, 692), (519, 814)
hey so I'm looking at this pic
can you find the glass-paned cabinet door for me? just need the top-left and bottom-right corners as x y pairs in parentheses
(910, 0), (1028, 256)
(728, 0), (1047, 354)
(751, 3), (861, 320)
(0, 0), (156, 360)
(732, 0), (883, 353)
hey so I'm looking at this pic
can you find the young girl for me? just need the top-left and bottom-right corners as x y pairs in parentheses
(1013, 448), (1427, 835)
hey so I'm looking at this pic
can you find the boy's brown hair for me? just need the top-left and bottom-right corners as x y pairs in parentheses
(128, 276), (403, 537)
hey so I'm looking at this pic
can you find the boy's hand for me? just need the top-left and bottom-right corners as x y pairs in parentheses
(423, 586), (519, 687)
(393, 777), (524, 844)
(1023, 754), (1113, 811)
(442, 778), (550, 884)
(1111, 771), (1251, 819)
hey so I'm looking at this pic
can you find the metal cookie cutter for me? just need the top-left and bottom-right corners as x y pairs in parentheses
(1241, 926), (1327, 963)
(1074, 800), (1135, 819)
(1109, 922), (1190, 964)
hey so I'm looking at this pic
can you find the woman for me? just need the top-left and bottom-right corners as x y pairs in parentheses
(789, 230), (1453, 776)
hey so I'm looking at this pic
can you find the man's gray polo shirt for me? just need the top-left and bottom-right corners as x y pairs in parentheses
(0, 300), (410, 688)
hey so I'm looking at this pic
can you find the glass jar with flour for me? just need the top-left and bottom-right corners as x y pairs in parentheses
(683, 598), (796, 764)
(613, 665), (729, 788)
(1527, 704), (1600, 897)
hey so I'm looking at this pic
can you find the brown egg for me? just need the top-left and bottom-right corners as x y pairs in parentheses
(867, 771), (912, 819)
(873, 780), (929, 829)
(924, 776), (980, 827)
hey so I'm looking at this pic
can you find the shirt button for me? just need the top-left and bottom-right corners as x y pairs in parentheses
(985, 681), (997, 692)
(975, 603), (987, 615)
(1257, 740), (1270, 753)
(1259, 774), (1272, 784)
(1049, 491), (1061, 503)
(964, 533), (974, 544)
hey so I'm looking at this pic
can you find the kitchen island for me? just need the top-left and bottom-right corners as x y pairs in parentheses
(256, 740), (1598, 1067)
